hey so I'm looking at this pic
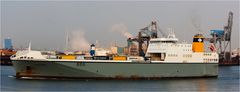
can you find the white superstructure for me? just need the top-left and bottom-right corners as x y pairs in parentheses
(146, 32), (218, 63)
(11, 32), (218, 64)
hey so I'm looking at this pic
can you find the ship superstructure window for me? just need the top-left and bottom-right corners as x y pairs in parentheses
(26, 57), (33, 59)
(12, 55), (16, 57)
(150, 41), (161, 43)
(204, 53), (212, 56)
(183, 49), (191, 51)
(168, 54), (177, 57)
(183, 54), (192, 57)
(161, 41), (177, 43)
(204, 58), (218, 62)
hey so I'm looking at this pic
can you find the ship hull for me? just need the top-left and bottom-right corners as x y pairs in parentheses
(1, 56), (12, 65)
(12, 60), (218, 79)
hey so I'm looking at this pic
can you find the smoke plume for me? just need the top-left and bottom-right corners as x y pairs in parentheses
(110, 23), (133, 38)
(68, 30), (90, 51)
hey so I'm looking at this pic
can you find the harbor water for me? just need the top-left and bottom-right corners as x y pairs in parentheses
(1, 65), (239, 91)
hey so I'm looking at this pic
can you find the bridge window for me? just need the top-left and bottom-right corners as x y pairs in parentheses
(150, 41), (161, 43)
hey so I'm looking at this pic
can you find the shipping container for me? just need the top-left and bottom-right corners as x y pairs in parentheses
(59, 55), (76, 60)
(113, 56), (127, 60)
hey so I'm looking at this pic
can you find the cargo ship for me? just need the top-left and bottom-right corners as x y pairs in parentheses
(10, 32), (219, 79)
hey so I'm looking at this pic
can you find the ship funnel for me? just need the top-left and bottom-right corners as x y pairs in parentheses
(90, 44), (95, 56)
(192, 34), (204, 52)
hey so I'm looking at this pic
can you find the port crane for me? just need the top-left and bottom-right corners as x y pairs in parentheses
(206, 11), (234, 63)
(128, 21), (166, 56)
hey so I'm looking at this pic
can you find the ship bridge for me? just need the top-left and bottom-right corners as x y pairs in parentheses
(147, 31), (180, 53)
(146, 31), (191, 61)
(150, 31), (179, 43)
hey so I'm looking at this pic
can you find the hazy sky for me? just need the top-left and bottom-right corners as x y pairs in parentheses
(1, 1), (239, 51)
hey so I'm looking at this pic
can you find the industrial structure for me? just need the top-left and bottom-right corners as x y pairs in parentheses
(208, 11), (239, 65)
(4, 38), (13, 49)
(1, 38), (15, 65)
(127, 21), (166, 56)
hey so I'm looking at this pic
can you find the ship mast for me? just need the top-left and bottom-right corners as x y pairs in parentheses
(28, 41), (31, 51)
(65, 31), (69, 51)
